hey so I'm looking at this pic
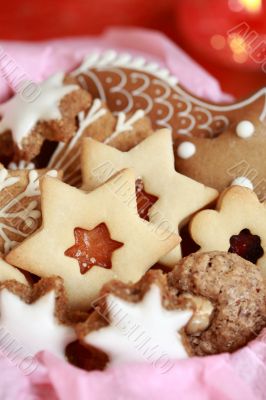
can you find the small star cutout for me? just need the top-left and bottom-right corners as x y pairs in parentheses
(65, 224), (124, 274)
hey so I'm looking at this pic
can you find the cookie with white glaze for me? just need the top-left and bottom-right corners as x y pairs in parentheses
(0, 72), (91, 160)
(0, 276), (76, 359)
(77, 270), (194, 369)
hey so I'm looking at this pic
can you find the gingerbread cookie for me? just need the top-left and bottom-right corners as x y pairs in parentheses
(48, 99), (153, 187)
(0, 257), (27, 284)
(81, 129), (218, 265)
(0, 276), (75, 359)
(190, 186), (266, 277)
(6, 169), (180, 309)
(174, 96), (266, 201)
(168, 252), (266, 355)
(0, 72), (91, 160)
(72, 50), (266, 139)
(0, 165), (61, 254)
(77, 270), (193, 369)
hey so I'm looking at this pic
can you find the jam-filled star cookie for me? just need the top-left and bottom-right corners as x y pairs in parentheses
(190, 186), (266, 277)
(72, 50), (265, 139)
(174, 90), (266, 201)
(168, 252), (266, 355)
(81, 129), (218, 265)
(77, 270), (194, 369)
(0, 165), (61, 254)
(0, 72), (91, 160)
(0, 276), (75, 359)
(6, 169), (179, 309)
(48, 99), (153, 187)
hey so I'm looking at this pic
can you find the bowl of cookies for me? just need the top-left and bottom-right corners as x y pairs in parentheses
(0, 28), (265, 400)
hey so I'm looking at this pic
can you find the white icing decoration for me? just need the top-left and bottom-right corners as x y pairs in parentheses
(0, 72), (79, 147)
(104, 109), (145, 145)
(48, 99), (107, 185)
(0, 289), (75, 359)
(177, 141), (196, 159)
(8, 160), (35, 170)
(48, 102), (144, 186)
(72, 50), (266, 137)
(231, 176), (254, 190)
(72, 50), (179, 86)
(0, 169), (57, 253)
(236, 120), (255, 139)
(85, 285), (192, 366)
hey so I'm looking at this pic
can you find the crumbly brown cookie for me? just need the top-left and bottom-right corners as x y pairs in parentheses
(48, 99), (153, 187)
(0, 276), (76, 358)
(76, 270), (194, 369)
(0, 72), (91, 160)
(0, 165), (62, 254)
(168, 251), (266, 356)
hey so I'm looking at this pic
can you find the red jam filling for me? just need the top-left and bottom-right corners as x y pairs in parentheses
(228, 228), (264, 264)
(65, 223), (124, 274)
(135, 179), (158, 221)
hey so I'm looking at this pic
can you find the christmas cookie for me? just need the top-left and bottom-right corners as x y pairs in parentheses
(6, 169), (180, 309)
(81, 129), (218, 265)
(77, 270), (194, 369)
(190, 186), (266, 277)
(174, 93), (266, 200)
(0, 72), (91, 160)
(0, 257), (27, 284)
(72, 50), (266, 138)
(0, 276), (75, 359)
(168, 251), (266, 355)
(48, 99), (153, 187)
(0, 165), (61, 254)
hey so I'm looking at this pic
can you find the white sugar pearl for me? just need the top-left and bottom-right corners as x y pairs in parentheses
(231, 176), (254, 190)
(177, 142), (196, 159)
(236, 120), (255, 139)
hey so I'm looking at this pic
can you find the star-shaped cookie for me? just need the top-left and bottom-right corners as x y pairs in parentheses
(6, 169), (179, 309)
(78, 271), (193, 367)
(0, 277), (75, 359)
(81, 129), (218, 265)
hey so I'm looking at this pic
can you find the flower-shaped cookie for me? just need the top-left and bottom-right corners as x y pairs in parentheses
(190, 186), (266, 277)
